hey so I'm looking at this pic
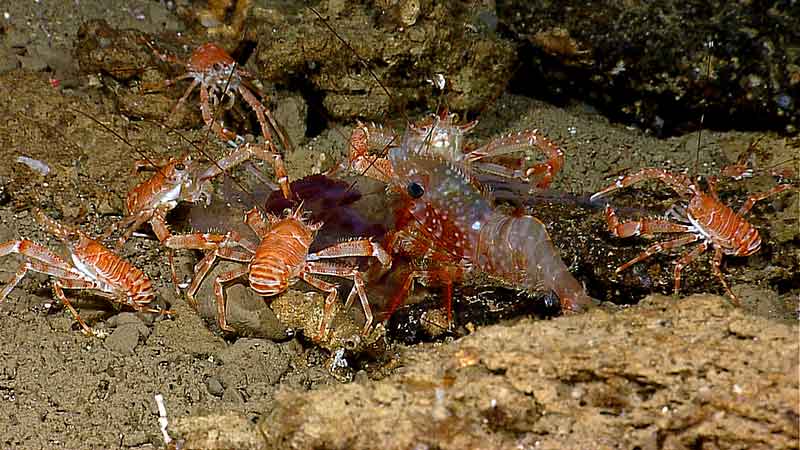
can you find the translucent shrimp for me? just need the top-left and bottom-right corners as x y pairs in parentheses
(383, 128), (595, 316)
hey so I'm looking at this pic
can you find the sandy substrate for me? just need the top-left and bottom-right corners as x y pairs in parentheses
(0, 1), (797, 449)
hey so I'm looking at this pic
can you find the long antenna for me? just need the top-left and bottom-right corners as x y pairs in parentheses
(72, 107), (161, 173)
(694, 40), (715, 179)
(308, 6), (409, 126)
(149, 119), (268, 212)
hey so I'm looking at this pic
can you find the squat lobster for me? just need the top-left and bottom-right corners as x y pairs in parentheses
(165, 205), (391, 338)
(147, 43), (282, 147)
(590, 168), (795, 303)
(0, 210), (169, 335)
(106, 143), (290, 291)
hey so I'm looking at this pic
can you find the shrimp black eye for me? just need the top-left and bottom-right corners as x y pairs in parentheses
(175, 163), (186, 170)
(407, 182), (425, 199)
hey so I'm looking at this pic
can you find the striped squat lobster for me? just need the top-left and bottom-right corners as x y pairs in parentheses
(339, 112), (594, 323)
(590, 168), (795, 303)
(0, 210), (168, 335)
(148, 42), (290, 161)
(106, 142), (289, 293)
(165, 205), (390, 338)
(339, 110), (564, 190)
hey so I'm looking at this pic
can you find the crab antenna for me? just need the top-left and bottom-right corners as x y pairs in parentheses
(694, 40), (714, 179)
(71, 108), (163, 177)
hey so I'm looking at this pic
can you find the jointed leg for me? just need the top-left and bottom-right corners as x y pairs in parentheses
(711, 247), (740, 305)
(52, 280), (94, 335)
(468, 129), (565, 189)
(114, 210), (153, 248)
(199, 84), (238, 142)
(298, 272), (339, 340)
(195, 142), (292, 200)
(329, 121), (397, 181)
(165, 232), (253, 308)
(591, 168), (697, 202)
(615, 234), (700, 274)
(306, 261), (374, 336)
(737, 184), (795, 216)
(213, 267), (249, 332)
(149, 210), (180, 294)
(0, 256), (83, 301)
(604, 206), (694, 238)
(238, 86), (290, 153)
(383, 266), (457, 326)
(186, 246), (251, 309)
(307, 238), (391, 269)
(671, 242), (708, 294)
(171, 78), (199, 115)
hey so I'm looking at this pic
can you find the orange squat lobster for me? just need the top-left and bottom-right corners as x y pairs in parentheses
(590, 168), (796, 303)
(0, 210), (168, 335)
(165, 205), (391, 338)
(150, 43), (280, 145)
(337, 110), (564, 190)
(108, 143), (290, 289)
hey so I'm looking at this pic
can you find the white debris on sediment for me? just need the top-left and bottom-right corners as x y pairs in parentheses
(15, 156), (50, 176)
(154, 394), (172, 445)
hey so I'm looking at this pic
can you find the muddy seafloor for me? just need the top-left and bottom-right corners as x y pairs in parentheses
(0, 1), (798, 449)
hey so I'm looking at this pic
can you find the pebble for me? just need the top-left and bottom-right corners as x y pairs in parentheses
(206, 377), (224, 397)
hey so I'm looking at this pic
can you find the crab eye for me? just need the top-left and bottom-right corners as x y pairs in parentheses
(175, 163), (186, 171)
(407, 182), (425, 199)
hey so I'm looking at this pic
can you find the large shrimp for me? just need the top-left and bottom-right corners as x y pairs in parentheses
(380, 121), (595, 320)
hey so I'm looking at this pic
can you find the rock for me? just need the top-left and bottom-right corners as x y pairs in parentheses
(174, 294), (799, 449)
(206, 377), (224, 397)
(250, 2), (517, 120)
(496, 0), (800, 135)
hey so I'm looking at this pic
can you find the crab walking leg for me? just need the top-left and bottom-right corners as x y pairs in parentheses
(306, 239), (391, 268)
(672, 242), (709, 294)
(238, 85), (291, 154)
(213, 266), (250, 331)
(195, 143), (292, 201)
(590, 168), (696, 201)
(467, 129), (565, 189)
(199, 83), (238, 142)
(736, 184), (795, 216)
(604, 206), (694, 238)
(113, 210), (154, 247)
(296, 271), (340, 339)
(383, 267), (457, 323)
(52, 280), (97, 335)
(615, 234), (701, 274)
(171, 78), (199, 113)
(304, 260), (376, 337)
(0, 240), (80, 295)
(165, 232), (254, 308)
(711, 247), (739, 304)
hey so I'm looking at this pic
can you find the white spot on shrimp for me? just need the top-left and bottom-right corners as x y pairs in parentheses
(471, 221), (482, 230)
